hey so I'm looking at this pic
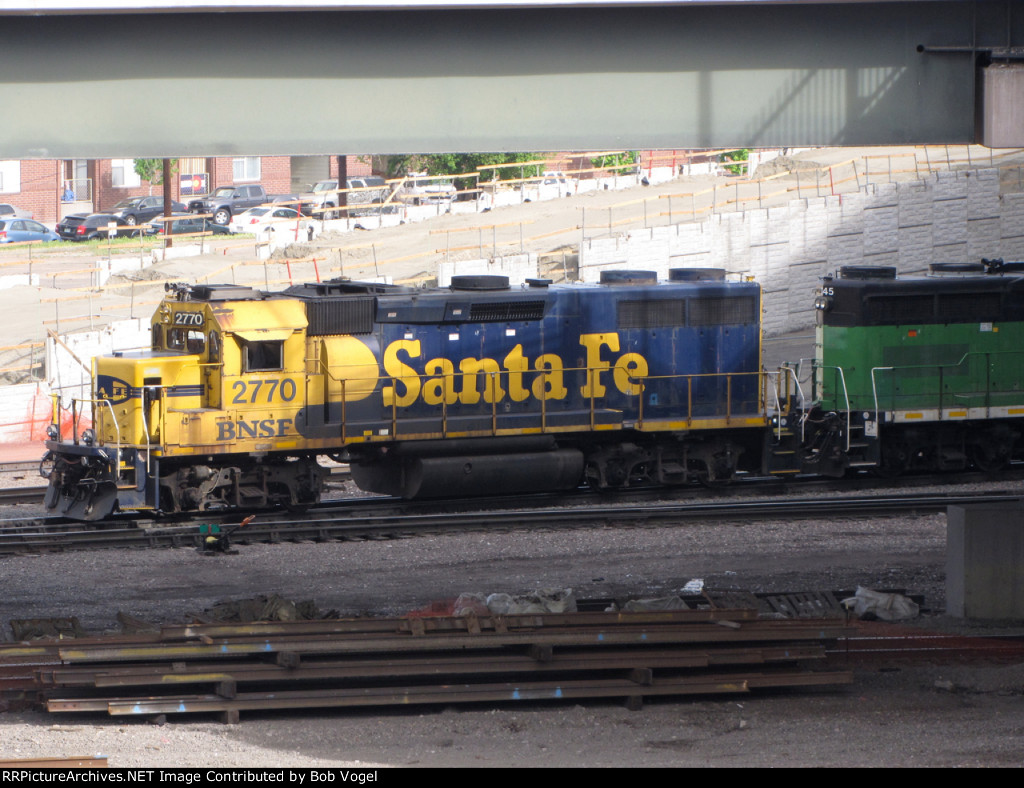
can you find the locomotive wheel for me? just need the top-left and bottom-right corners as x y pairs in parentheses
(970, 442), (1010, 475)
(585, 460), (620, 491)
(694, 459), (735, 488)
(875, 443), (908, 478)
(697, 470), (733, 489)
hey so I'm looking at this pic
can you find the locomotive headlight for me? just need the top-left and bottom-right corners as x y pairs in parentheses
(45, 424), (59, 439)
(814, 295), (833, 312)
(82, 429), (96, 446)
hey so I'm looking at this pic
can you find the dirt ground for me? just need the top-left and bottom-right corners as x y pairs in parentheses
(2, 480), (1024, 768)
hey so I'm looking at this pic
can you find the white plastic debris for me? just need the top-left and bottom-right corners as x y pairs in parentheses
(682, 579), (705, 593)
(486, 588), (577, 615)
(452, 592), (489, 617)
(840, 586), (919, 621)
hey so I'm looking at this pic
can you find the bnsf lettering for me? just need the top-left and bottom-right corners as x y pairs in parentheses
(382, 333), (648, 407)
(173, 312), (204, 326)
(217, 418), (294, 441)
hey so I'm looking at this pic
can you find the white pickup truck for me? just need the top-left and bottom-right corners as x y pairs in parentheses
(298, 177), (389, 219)
(399, 172), (457, 205)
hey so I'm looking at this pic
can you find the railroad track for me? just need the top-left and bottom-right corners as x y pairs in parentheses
(0, 487), (1020, 555)
(0, 485), (48, 506)
(6, 461), (1019, 518)
(833, 620), (1024, 664)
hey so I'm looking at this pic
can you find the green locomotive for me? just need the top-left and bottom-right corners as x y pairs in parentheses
(806, 262), (1024, 477)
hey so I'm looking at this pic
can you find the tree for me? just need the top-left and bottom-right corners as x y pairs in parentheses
(379, 153), (548, 191)
(133, 158), (178, 186)
(720, 149), (751, 176)
(591, 151), (638, 173)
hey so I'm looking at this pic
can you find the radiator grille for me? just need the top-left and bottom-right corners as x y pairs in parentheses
(866, 295), (933, 324)
(937, 292), (1001, 322)
(466, 300), (546, 322)
(617, 299), (686, 328)
(305, 298), (376, 336)
(688, 296), (758, 326)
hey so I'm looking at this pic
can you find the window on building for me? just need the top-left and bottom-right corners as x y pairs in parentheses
(0, 161), (20, 193)
(179, 158), (209, 196)
(111, 159), (142, 188)
(233, 157), (261, 182)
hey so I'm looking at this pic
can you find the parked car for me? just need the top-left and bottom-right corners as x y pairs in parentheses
(297, 176), (389, 219)
(0, 218), (59, 244)
(399, 172), (457, 205)
(188, 184), (280, 225)
(56, 213), (123, 241)
(228, 206), (312, 237)
(541, 171), (575, 198)
(110, 196), (187, 226)
(0, 203), (32, 220)
(143, 214), (232, 237)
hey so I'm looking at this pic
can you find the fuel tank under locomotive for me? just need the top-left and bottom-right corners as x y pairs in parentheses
(349, 436), (584, 498)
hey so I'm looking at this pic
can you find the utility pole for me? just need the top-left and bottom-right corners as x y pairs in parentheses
(162, 158), (173, 247)
(336, 155), (348, 220)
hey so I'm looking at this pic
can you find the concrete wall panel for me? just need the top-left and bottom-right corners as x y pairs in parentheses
(581, 167), (1017, 335)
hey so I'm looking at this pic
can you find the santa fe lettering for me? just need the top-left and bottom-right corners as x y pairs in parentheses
(382, 332), (648, 407)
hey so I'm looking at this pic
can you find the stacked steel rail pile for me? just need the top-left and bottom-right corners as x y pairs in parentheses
(1, 608), (855, 723)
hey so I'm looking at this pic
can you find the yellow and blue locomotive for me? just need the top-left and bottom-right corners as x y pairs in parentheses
(42, 270), (792, 520)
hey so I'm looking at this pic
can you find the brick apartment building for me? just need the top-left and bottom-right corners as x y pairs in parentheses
(0, 155), (372, 225)
(1, 151), (700, 225)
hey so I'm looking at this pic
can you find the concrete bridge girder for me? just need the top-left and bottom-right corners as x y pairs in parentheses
(0, 1), (1021, 158)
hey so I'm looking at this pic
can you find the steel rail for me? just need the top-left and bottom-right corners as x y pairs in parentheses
(44, 644), (831, 689)
(45, 669), (856, 718)
(15, 608), (857, 721)
(0, 757), (108, 768)
(12, 601), (1023, 724)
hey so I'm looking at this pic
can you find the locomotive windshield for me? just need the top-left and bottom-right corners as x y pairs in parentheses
(167, 328), (206, 354)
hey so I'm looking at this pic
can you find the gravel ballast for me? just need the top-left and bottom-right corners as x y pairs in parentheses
(2, 481), (1024, 767)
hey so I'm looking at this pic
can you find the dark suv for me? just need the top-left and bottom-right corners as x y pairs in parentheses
(188, 184), (271, 225)
(56, 213), (122, 241)
(110, 196), (187, 227)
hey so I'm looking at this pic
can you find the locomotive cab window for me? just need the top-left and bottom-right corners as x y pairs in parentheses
(168, 328), (206, 354)
(244, 340), (284, 372)
(207, 331), (221, 363)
